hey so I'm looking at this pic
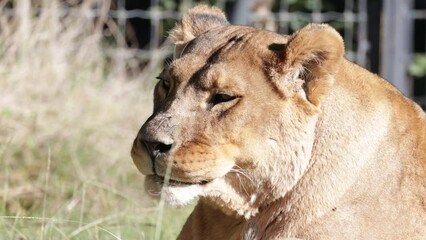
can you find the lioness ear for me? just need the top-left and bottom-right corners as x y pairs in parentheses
(283, 23), (344, 106)
(169, 5), (229, 58)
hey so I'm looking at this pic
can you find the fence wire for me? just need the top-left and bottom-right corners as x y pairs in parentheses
(1, 0), (425, 107)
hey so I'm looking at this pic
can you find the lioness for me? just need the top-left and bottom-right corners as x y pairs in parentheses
(131, 5), (426, 239)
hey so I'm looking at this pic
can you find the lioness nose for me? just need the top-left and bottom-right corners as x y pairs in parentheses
(144, 141), (172, 157)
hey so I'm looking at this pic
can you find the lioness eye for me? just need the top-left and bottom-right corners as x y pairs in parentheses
(156, 76), (170, 91)
(209, 93), (237, 107)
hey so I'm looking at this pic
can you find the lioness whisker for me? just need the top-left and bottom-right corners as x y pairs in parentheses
(230, 165), (255, 186)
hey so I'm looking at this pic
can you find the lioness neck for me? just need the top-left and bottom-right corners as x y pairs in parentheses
(244, 59), (426, 239)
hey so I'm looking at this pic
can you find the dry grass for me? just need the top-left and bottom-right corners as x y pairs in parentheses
(0, 0), (192, 239)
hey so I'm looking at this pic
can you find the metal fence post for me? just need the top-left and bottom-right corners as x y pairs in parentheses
(232, 0), (254, 25)
(381, 0), (413, 96)
(356, 0), (368, 68)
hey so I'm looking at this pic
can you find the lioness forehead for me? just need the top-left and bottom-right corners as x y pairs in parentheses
(168, 26), (289, 84)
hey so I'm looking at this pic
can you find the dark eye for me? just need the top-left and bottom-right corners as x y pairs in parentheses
(209, 93), (237, 107)
(156, 76), (170, 91)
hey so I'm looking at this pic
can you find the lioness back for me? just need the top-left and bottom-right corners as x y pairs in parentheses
(131, 5), (426, 239)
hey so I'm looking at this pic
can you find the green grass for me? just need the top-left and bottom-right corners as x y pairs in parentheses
(0, 139), (192, 239)
(0, 0), (193, 239)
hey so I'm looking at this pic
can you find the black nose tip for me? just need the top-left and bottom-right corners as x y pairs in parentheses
(144, 141), (172, 157)
(153, 142), (172, 154)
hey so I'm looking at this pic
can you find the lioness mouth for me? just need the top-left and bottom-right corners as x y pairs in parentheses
(154, 174), (210, 186)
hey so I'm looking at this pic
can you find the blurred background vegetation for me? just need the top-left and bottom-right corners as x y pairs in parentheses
(0, 0), (425, 239)
(0, 0), (189, 239)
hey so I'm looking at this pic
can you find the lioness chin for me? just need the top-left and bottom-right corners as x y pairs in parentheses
(131, 5), (426, 240)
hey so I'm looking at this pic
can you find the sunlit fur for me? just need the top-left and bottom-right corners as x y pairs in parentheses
(131, 5), (426, 239)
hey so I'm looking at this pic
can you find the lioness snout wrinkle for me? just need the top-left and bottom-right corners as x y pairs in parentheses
(131, 4), (426, 240)
(139, 113), (175, 145)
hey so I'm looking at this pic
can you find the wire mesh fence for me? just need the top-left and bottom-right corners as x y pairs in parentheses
(1, 0), (425, 108)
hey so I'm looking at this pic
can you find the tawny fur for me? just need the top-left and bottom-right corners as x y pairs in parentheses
(132, 5), (426, 240)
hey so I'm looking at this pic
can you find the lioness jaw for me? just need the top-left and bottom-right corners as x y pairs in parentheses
(131, 4), (426, 240)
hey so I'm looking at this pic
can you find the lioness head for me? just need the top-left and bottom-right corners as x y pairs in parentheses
(131, 5), (344, 218)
